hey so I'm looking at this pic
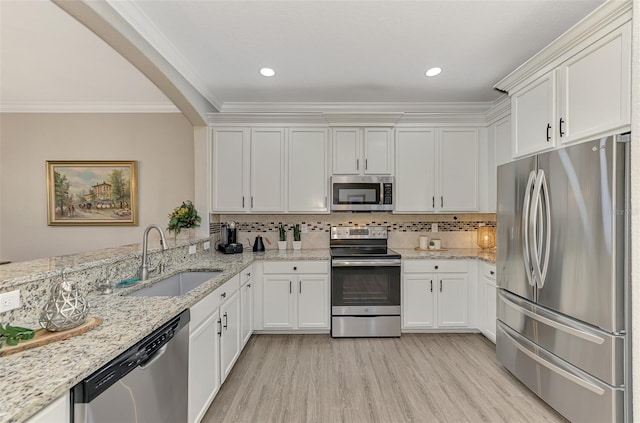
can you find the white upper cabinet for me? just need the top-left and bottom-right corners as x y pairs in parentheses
(332, 127), (393, 175)
(210, 127), (286, 213)
(394, 127), (478, 213)
(558, 22), (631, 145)
(211, 128), (249, 212)
(511, 73), (556, 158)
(439, 128), (479, 211)
(250, 128), (286, 212)
(288, 128), (329, 213)
(394, 128), (436, 212)
(498, 4), (631, 158)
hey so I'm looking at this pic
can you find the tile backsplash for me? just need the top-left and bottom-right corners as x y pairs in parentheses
(211, 213), (495, 250)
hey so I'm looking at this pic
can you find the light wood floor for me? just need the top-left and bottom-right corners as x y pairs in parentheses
(203, 334), (568, 423)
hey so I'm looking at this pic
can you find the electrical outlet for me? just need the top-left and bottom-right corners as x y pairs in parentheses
(301, 224), (308, 233)
(189, 245), (197, 255)
(431, 223), (438, 232)
(0, 290), (20, 313)
(203, 241), (211, 250)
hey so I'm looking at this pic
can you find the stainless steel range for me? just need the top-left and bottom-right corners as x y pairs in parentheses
(330, 226), (401, 337)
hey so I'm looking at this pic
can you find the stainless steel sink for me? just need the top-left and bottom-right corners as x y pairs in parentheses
(126, 271), (222, 297)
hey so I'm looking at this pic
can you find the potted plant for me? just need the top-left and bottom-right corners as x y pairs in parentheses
(167, 200), (201, 242)
(278, 224), (287, 250)
(292, 224), (302, 250)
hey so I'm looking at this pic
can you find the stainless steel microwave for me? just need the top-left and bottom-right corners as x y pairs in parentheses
(330, 176), (393, 212)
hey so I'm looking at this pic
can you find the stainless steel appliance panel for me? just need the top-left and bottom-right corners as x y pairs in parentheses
(332, 316), (401, 337)
(74, 312), (189, 423)
(536, 137), (626, 333)
(332, 305), (401, 316)
(498, 290), (625, 386)
(331, 175), (393, 212)
(497, 322), (624, 423)
(497, 155), (537, 302)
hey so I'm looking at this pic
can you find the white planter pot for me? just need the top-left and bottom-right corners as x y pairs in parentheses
(278, 241), (287, 250)
(292, 241), (302, 250)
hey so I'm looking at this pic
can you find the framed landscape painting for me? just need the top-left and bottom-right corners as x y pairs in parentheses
(46, 161), (138, 226)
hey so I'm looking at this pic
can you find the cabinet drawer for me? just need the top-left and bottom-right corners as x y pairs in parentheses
(403, 260), (468, 274)
(240, 265), (253, 285)
(190, 274), (240, 330)
(263, 261), (328, 274)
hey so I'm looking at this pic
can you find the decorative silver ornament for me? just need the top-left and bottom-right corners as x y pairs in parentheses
(40, 270), (90, 331)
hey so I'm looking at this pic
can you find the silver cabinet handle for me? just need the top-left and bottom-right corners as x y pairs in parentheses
(432, 197), (435, 208)
(441, 196), (443, 208)
(365, 158), (368, 170)
(289, 281), (292, 294)
(356, 158), (359, 170)
(440, 280), (443, 292)
(223, 312), (228, 330)
(221, 292), (226, 299)
(299, 280), (302, 294)
(251, 196), (254, 208)
(430, 280), (433, 293)
(325, 196), (327, 207)
(242, 197), (245, 208)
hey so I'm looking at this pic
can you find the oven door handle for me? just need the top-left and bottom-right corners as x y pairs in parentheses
(331, 259), (402, 267)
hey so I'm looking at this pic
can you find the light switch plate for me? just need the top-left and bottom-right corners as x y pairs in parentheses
(301, 224), (308, 233)
(203, 241), (211, 250)
(0, 289), (20, 313)
(431, 223), (438, 232)
(189, 245), (197, 255)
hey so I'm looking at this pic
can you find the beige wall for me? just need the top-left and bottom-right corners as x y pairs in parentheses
(0, 113), (194, 262)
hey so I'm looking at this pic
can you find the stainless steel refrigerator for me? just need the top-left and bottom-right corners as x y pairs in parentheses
(496, 134), (630, 423)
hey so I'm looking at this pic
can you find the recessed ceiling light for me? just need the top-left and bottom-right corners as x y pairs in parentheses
(425, 67), (442, 77)
(260, 67), (275, 77)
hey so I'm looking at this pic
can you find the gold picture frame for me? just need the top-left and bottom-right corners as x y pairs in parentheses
(46, 161), (138, 226)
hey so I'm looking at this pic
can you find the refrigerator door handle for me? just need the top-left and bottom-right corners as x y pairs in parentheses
(499, 323), (606, 396)
(499, 290), (606, 345)
(530, 169), (551, 289)
(522, 170), (536, 287)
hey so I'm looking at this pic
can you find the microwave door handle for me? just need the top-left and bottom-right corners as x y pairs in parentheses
(522, 171), (536, 287)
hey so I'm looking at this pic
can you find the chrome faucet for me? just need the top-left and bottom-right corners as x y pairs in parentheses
(141, 224), (168, 281)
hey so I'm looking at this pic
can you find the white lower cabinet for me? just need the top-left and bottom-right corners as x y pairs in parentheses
(188, 272), (244, 423)
(261, 261), (330, 331)
(27, 393), (69, 423)
(240, 267), (253, 347)
(402, 260), (470, 330)
(479, 262), (497, 343)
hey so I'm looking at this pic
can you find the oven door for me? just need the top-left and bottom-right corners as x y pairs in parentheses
(331, 259), (401, 315)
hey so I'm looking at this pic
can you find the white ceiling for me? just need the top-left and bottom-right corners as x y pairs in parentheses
(1, 0), (606, 113)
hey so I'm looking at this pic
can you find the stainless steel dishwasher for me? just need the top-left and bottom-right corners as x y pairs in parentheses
(72, 309), (190, 423)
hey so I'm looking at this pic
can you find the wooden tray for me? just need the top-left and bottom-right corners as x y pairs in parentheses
(0, 316), (103, 357)
(415, 247), (448, 251)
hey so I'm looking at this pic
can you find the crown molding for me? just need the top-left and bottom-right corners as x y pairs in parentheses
(0, 102), (180, 113)
(106, 0), (223, 111)
(218, 101), (493, 114)
(208, 112), (328, 125)
(495, 0), (632, 93)
(484, 95), (511, 124)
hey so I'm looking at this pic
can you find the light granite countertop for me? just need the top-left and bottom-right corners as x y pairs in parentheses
(0, 246), (493, 423)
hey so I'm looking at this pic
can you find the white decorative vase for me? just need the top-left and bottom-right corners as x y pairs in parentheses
(292, 241), (302, 250)
(278, 241), (287, 250)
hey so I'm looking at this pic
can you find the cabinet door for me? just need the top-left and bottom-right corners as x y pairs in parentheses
(402, 274), (436, 329)
(211, 128), (248, 212)
(250, 128), (285, 212)
(240, 280), (253, 348)
(436, 274), (468, 327)
(395, 129), (436, 212)
(263, 275), (295, 329)
(438, 128), (479, 211)
(363, 128), (393, 175)
(485, 277), (497, 343)
(297, 275), (329, 329)
(559, 22), (631, 144)
(288, 128), (329, 212)
(188, 310), (220, 423)
(332, 128), (360, 174)
(220, 291), (241, 383)
(511, 73), (556, 158)
(27, 393), (69, 423)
